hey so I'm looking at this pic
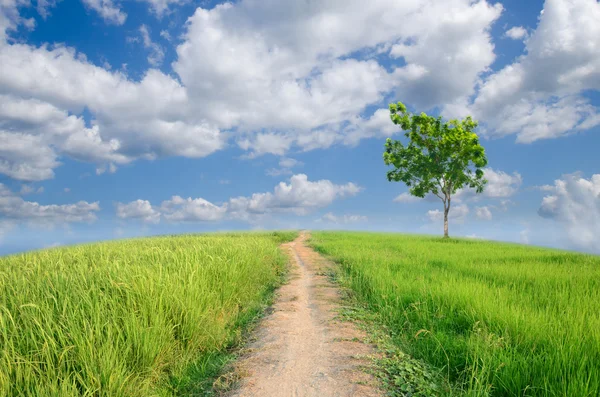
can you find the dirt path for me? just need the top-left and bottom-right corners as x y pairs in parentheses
(227, 232), (382, 397)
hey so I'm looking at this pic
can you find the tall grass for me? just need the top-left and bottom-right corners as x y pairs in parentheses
(310, 231), (600, 396)
(0, 231), (296, 396)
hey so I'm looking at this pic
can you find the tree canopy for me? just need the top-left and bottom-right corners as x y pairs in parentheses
(383, 101), (488, 237)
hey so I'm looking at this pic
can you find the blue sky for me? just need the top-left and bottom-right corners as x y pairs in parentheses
(0, 0), (599, 255)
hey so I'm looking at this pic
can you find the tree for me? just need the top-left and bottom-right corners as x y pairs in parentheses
(383, 102), (488, 238)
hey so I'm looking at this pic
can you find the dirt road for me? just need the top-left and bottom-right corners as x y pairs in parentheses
(228, 232), (382, 397)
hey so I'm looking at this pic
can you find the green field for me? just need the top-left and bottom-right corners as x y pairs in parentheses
(310, 231), (600, 397)
(0, 232), (296, 397)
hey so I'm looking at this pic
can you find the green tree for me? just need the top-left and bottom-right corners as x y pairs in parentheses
(383, 102), (488, 238)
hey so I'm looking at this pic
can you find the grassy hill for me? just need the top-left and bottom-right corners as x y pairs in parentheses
(0, 232), (296, 396)
(310, 231), (600, 396)
(2, 230), (598, 396)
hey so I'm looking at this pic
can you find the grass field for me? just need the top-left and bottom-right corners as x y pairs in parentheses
(310, 231), (600, 397)
(0, 231), (296, 397)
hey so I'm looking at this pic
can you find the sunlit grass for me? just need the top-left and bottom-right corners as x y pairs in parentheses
(0, 231), (296, 396)
(310, 231), (600, 396)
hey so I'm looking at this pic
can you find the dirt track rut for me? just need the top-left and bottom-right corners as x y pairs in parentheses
(227, 232), (382, 397)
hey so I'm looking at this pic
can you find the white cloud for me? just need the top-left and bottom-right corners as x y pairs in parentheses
(475, 206), (493, 220)
(19, 185), (37, 195)
(114, 174), (361, 223)
(279, 157), (301, 169)
(448, 0), (600, 143)
(136, 0), (186, 16)
(538, 173), (600, 252)
(318, 212), (368, 224)
(160, 196), (227, 222)
(483, 168), (523, 197)
(427, 204), (469, 224)
(139, 24), (165, 66)
(504, 26), (528, 40)
(455, 168), (522, 202)
(0, 0), (503, 181)
(535, 184), (556, 192)
(0, 39), (224, 180)
(81, 0), (126, 25)
(0, 184), (13, 197)
(10, 0), (595, 185)
(389, 0), (503, 109)
(228, 174), (362, 218)
(0, 0), (32, 37)
(116, 199), (161, 224)
(0, 129), (61, 181)
(266, 157), (303, 177)
(36, 0), (60, 19)
(0, 183), (99, 226)
(96, 163), (118, 175)
(159, 30), (171, 41)
(395, 168), (522, 205)
(394, 193), (421, 203)
(172, 0), (503, 150)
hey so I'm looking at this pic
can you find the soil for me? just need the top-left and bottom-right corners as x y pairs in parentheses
(226, 232), (383, 397)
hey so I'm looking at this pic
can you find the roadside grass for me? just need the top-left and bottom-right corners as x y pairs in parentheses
(0, 231), (296, 397)
(326, 266), (453, 397)
(310, 231), (600, 396)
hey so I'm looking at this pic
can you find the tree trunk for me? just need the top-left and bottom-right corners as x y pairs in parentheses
(443, 206), (449, 238)
(443, 198), (451, 238)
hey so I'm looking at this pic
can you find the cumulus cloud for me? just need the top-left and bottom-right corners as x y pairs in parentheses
(0, 0), (504, 181)
(389, 0), (503, 109)
(175, 0), (501, 152)
(447, 0), (600, 143)
(228, 174), (362, 218)
(0, 40), (224, 180)
(4, 0), (595, 185)
(115, 174), (361, 223)
(504, 26), (528, 40)
(0, 183), (100, 226)
(455, 168), (522, 202)
(538, 173), (600, 252)
(0, 0), (34, 37)
(116, 200), (161, 224)
(160, 196), (227, 222)
(483, 168), (523, 197)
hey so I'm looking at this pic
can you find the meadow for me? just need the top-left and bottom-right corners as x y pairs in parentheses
(310, 231), (600, 397)
(0, 231), (296, 397)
